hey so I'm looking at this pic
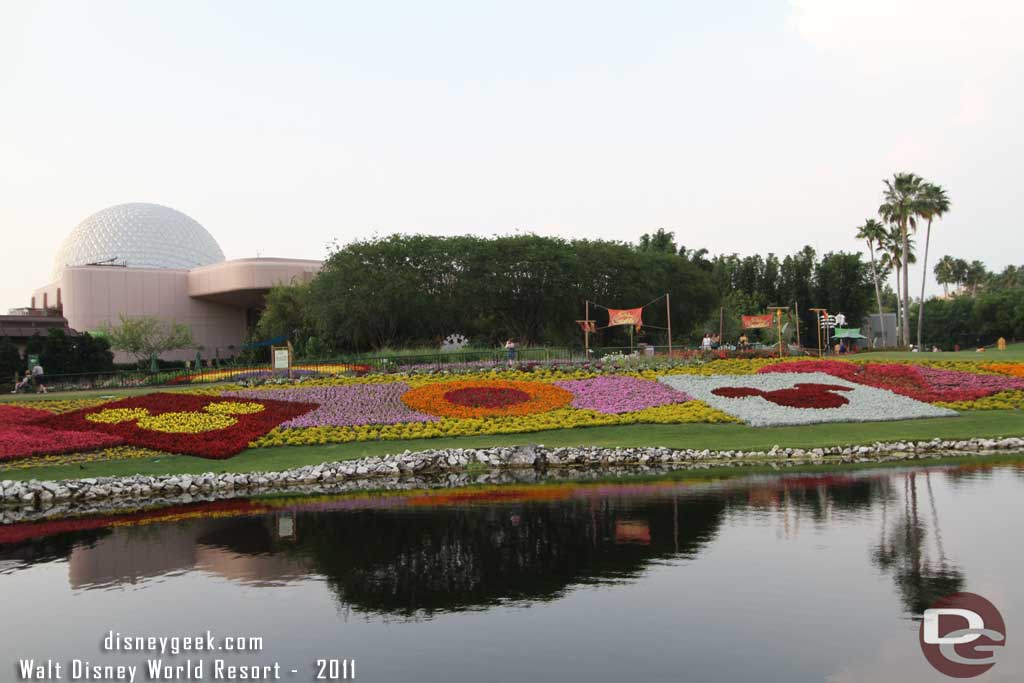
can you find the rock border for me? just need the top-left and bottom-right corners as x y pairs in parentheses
(2, 437), (1023, 520)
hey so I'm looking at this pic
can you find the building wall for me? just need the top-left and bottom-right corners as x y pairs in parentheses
(34, 266), (247, 362)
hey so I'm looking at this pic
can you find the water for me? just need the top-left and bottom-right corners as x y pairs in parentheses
(2, 462), (1022, 682)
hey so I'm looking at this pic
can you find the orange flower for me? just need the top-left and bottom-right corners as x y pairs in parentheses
(401, 379), (572, 418)
(983, 363), (1024, 378)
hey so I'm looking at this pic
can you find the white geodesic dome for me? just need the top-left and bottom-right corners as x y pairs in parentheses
(51, 203), (225, 278)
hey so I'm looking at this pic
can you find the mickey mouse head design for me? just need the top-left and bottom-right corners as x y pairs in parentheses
(712, 383), (853, 409)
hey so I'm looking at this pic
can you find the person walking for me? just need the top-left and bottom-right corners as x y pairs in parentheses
(504, 339), (517, 366)
(31, 362), (48, 394)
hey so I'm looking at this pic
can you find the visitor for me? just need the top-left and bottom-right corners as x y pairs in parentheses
(931, 345), (940, 353)
(738, 333), (748, 349)
(31, 362), (48, 394)
(701, 333), (712, 351)
(838, 340), (847, 355)
(711, 334), (721, 349)
(11, 370), (32, 394)
(504, 339), (517, 366)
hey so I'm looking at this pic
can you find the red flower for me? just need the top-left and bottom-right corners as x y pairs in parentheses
(713, 383), (853, 409)
(32, 393), (316, 459)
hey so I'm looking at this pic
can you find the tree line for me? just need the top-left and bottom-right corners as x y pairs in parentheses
(258, 232), (875, 354)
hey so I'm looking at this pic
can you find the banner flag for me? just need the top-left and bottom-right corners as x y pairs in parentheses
(576, 320), (596, 333)
(742, 314), (774, 329)
(607, 307), (643, 330)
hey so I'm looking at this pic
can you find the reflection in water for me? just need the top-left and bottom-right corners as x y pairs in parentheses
(0, 465), (985, 619)
(871, 471), (965, 614)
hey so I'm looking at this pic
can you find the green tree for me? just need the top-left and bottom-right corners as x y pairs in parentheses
(257, 282), (313, 348)
(813, 252), (874, 332)
(965, 260), (988, 295)
(637, 228), (678, 254)
(878, 226), (916, 344)
(933, 255), (957, 297)
(879, 172), (925, 346)
(915, 183), (951, 349)
(0, 337), (23, 384)
(856, 218), (889, 346)
(106, 315), (194, 369)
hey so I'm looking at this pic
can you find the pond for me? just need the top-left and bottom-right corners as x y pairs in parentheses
(2, 461), (1022, 682)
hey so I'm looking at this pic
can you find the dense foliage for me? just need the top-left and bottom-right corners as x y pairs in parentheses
(915, 289), (1024, 348)
(16, 330), (115, 376)
(267, 234), (718, 352)
(259, 232), (878, 354)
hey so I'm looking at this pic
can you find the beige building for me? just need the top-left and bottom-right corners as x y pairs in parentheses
(31, 203), (320, 361)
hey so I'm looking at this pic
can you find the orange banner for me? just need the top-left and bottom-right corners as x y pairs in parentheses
(742, 314), (774, 329)
(576, 320), (597, 333)
(607, 307), (643, 328)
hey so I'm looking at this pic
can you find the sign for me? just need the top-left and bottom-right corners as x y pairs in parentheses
(576, 320), (596, 333)
(272, 346), (291, 370)
(607, 307), (643, 329)
(742, 314), (773, 329)
(27, 354), (40, 368)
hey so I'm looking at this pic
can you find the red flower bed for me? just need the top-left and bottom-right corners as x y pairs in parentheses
(0, 404), (53, 426)
(0, 499), (270, 545)
(712, 383), (853, 409)
(759, 360), (1024, 403)
(33, 393), (317, 459)
(0, 425), (124, 461)
(443, 386), (532, 408)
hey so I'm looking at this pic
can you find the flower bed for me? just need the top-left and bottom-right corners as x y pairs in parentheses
(758, 360), (1024, 403)
(553, 375), (693, 414)
(32, 393), (317, 459)
(0, 405), (125, 461)
(401, 379), (574, 419)
(226, 383), (438, 427)
(658, 372), (956, 427)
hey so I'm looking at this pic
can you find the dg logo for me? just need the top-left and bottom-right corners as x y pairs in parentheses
(920, 592), (1007, 678)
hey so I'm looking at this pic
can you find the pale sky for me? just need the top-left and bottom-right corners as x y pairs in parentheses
(2, 0), (1021, 312)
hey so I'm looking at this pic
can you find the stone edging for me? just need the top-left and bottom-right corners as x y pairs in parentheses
(2, 437), (1023, 518)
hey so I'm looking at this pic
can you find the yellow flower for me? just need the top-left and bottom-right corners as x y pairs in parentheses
(86, 407), (151, 424)
(205, 401), (265, 415)
(136, 411), (238, 433)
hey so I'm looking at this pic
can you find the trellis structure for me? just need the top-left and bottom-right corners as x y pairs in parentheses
(577, 294), (672, 356)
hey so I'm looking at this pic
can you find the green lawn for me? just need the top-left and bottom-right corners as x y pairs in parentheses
(857, 342), (1024, 362)
(5, 409), (1022, 482)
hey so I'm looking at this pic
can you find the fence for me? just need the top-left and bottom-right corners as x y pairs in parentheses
(1, 344), (805, 394)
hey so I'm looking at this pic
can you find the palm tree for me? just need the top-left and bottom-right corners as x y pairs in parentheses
(933, 255), (957, 297)
(879, 173), (925, 346)
(915, 184), (951, 349)
(952, 258), (969, 291)
(965, 260), (988, 295)
(879, 227), (916, 344)
(856, 218), (889, 347)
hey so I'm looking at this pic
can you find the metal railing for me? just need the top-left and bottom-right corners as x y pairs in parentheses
(1, 344), (809, 394)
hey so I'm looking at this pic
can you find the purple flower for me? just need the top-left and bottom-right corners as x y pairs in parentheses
(554, 376), (693, 414)
(225, 383), (437, 427)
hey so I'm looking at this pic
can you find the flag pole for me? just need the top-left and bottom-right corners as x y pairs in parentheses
(665, 292), (672, 359)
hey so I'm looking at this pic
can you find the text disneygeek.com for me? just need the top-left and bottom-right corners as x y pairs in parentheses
(14, 631), (355, 681)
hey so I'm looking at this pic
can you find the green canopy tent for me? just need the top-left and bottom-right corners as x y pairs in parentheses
(832, 327), (867, 351)
(832, 328), (867, 340)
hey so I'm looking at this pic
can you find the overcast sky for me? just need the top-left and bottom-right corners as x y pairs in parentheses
(1, 0), (1021, 312)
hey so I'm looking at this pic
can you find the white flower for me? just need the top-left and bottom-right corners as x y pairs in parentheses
(658, 372), (957, 427)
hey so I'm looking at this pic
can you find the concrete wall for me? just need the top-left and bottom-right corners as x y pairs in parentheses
(34, 266), (247, 362)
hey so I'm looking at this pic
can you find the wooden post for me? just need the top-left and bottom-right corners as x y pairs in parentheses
(584, 300), (590, 359)
(809, 308), (824, 358)
(777, 309), (783, 357)
(665, 292), (672, 358)
(767, 306), (790, 358)
(718, 306), (724, 342)
(793, 301), (801, 349)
